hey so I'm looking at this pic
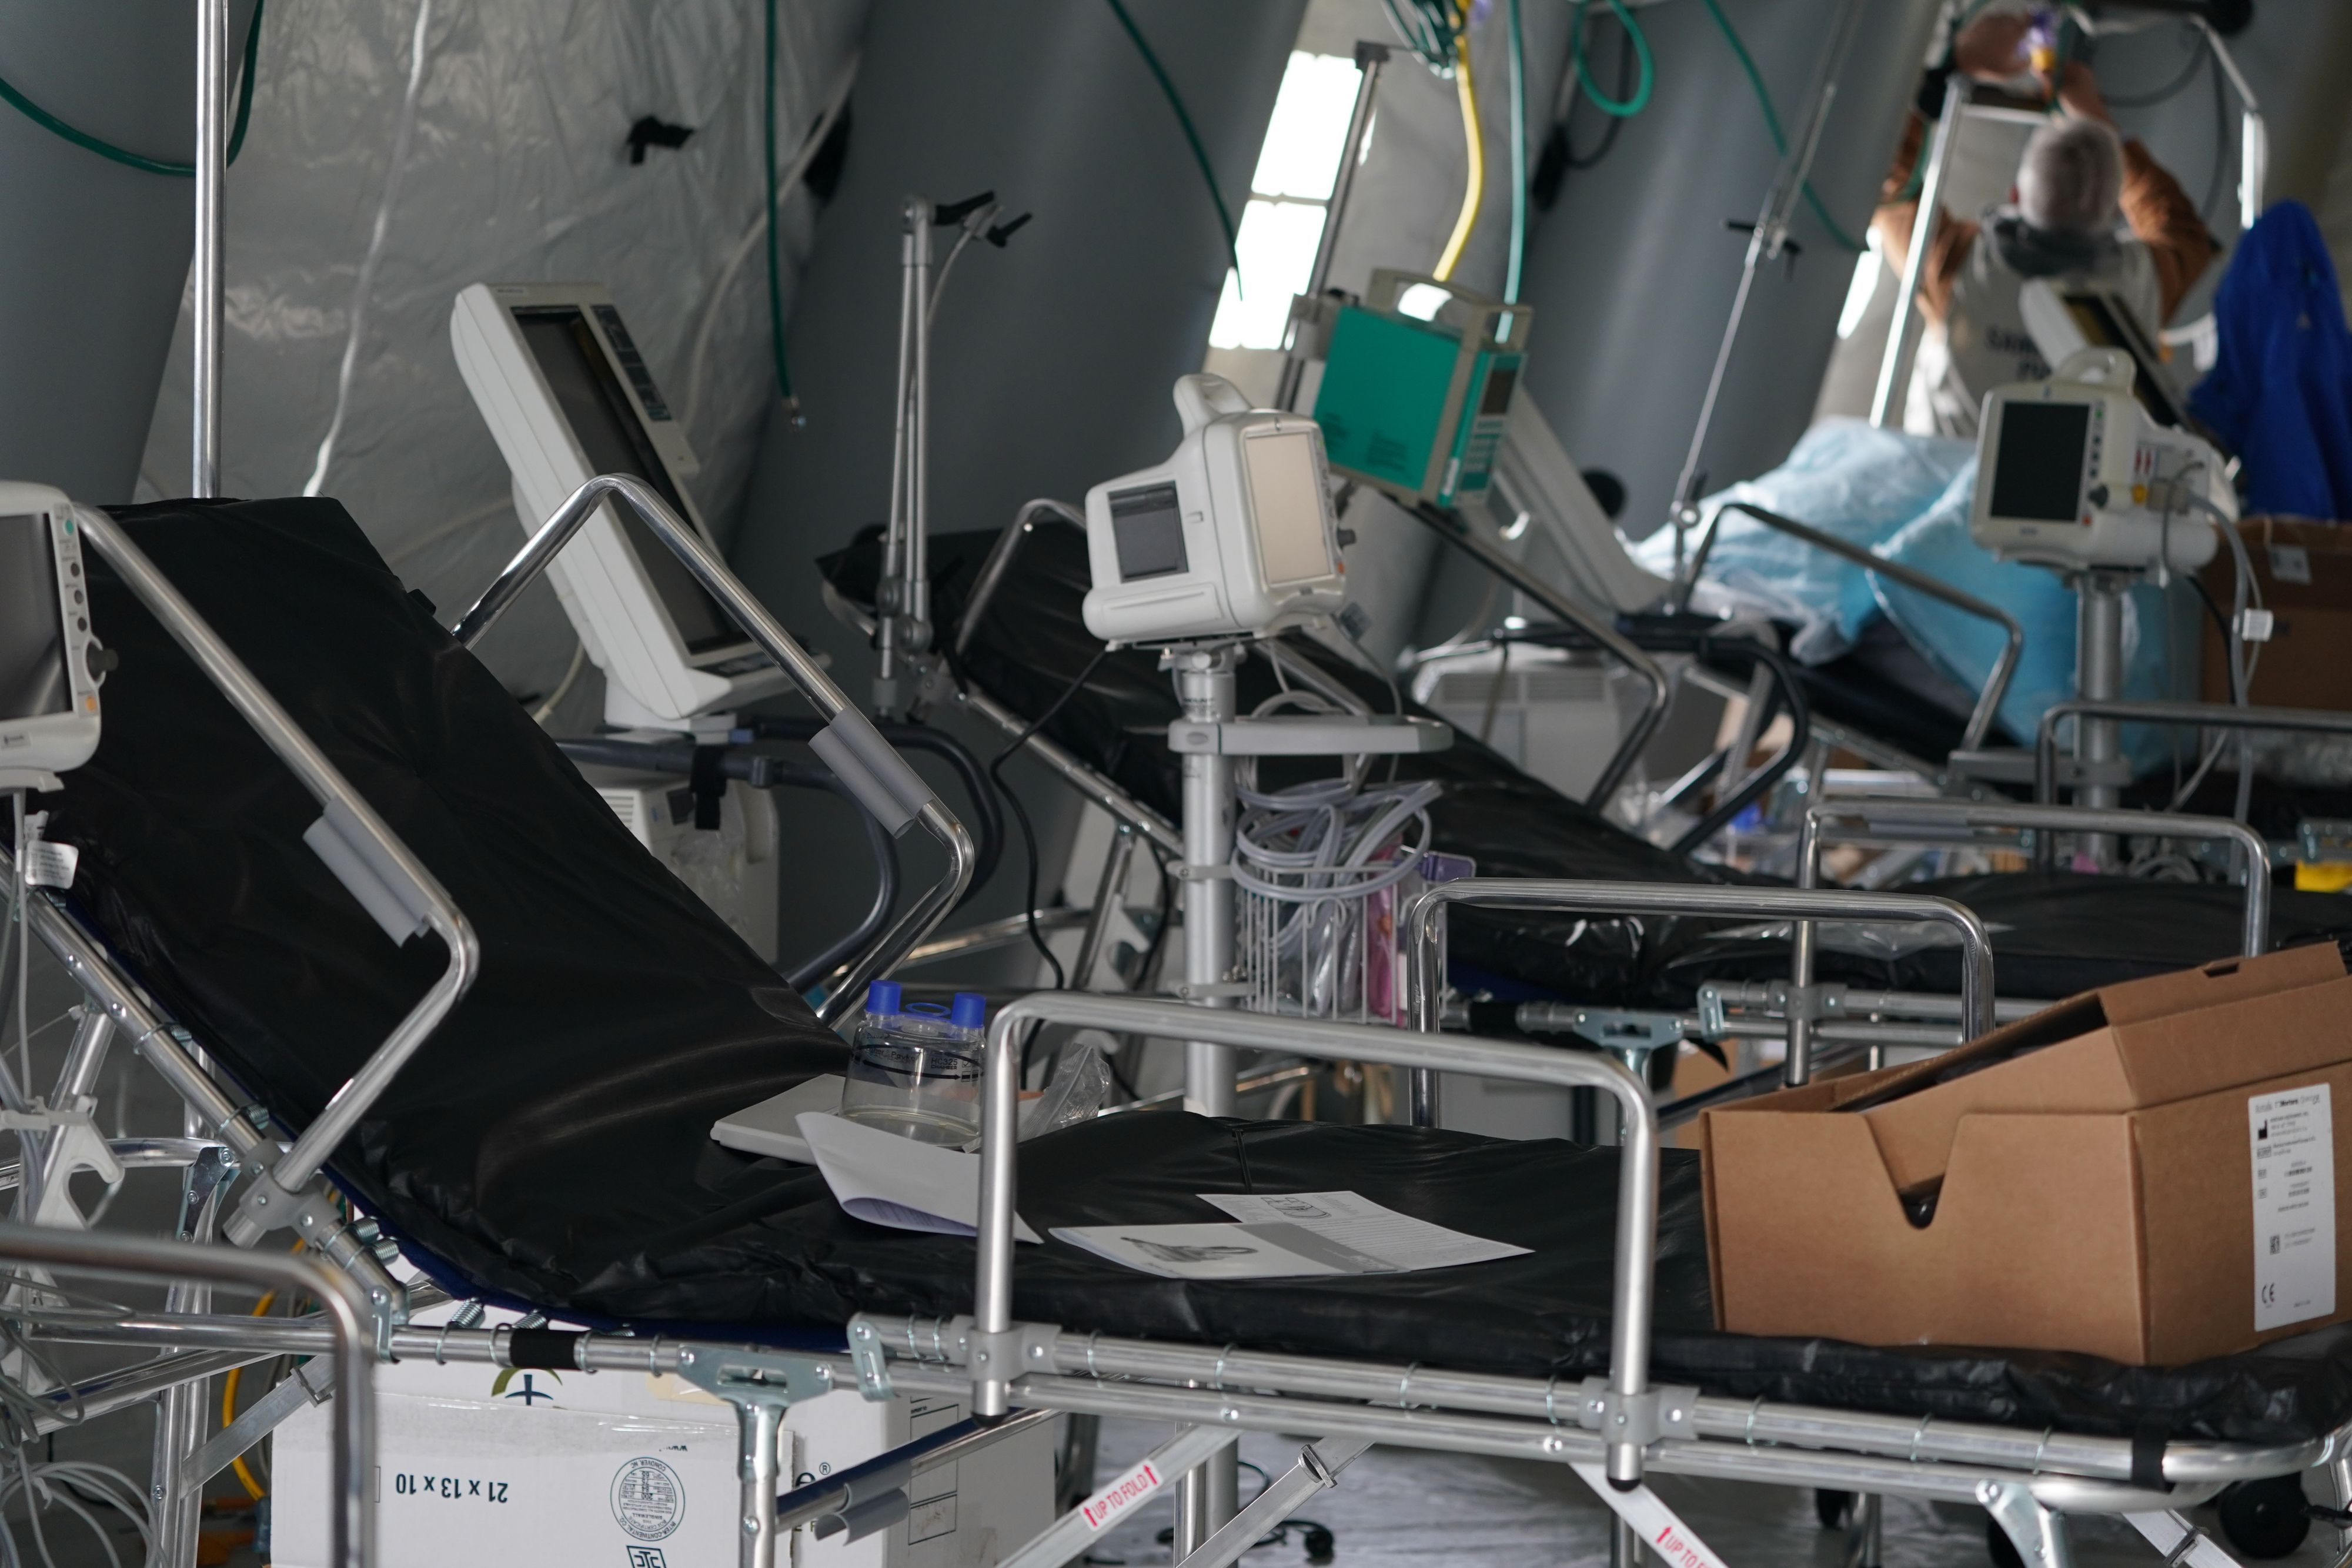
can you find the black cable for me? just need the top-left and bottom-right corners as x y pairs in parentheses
(986, 648), (1113, 993)
(2105, 23), (2211, 108)
(2189, 572), (2240, 698)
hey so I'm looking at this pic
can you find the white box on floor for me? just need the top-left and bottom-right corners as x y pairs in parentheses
(270, 1308), (1055, 1568)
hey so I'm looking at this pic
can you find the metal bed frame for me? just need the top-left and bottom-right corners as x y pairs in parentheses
(21, 485), (2335, 1568)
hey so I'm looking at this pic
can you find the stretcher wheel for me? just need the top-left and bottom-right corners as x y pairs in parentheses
(2215, 1476), (2310, 1559)
(1815, 1490), (1854, 1529)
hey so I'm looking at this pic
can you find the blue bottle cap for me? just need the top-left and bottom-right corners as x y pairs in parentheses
(950, 992), (988, 1029)
(865, 979), (903, 1017)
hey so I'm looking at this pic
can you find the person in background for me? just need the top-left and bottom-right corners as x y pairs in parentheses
(1875, 8), (2217, 437)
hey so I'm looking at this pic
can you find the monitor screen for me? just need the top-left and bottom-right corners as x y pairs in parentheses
(2060, 293), (2184, 427)
(514, 307), (738, 654)
(0, 517), (65, 722)
(1242, 429), (1334, 587)
(1110, 483), (1188, 580)
(1989, 402), (2091, 523)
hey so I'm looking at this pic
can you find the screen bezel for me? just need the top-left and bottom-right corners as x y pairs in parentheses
(507, 302), (751, 661)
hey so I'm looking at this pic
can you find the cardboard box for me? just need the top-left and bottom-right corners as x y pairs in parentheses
(2201, 518), (2352, 710)
(272, 1303), (1057, 1568)
(1703, 946), (2352, 1365)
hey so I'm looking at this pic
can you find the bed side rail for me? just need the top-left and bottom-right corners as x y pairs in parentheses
(0, 1223), (377, 1568)
(72, 508), (482, 1254)
(1803, 798), (2271, 959)
(1404, 878), (1996, 1095)
(968, 993), (1661, 1487)
(1686, 500), (2024, 755)
(2034, 697), (2352, 814)
(452, 474), (976, 1025)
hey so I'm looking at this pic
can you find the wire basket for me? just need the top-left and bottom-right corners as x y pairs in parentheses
(1232, 777), (1464, 1024)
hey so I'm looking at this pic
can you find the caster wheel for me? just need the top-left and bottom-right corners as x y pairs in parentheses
(2216, 1475), (2310, 1559)
(1816, 1490), (1855, 1530)
(1987, 1516), (2026, 1568)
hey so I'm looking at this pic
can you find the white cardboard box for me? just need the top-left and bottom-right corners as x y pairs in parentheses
(271, 1308), (1055, 1568)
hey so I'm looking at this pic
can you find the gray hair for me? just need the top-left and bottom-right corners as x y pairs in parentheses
(2017, 118), (2124, 236)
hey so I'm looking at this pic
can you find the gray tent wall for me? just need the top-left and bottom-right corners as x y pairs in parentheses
(729, 0), (1302, 979)
(1514, 0), (1938, 543)
(0, 2), (258, 501)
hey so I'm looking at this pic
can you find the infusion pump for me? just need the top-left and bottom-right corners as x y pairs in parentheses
(1, 486), (103, 790)
(1970, 349), (2232, 576)
(1082, 374), (1347, 647)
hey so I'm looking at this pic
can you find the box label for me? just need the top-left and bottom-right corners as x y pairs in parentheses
(1078, 1456), (1164, 1532)
(2249, 1084), (2336, 1330)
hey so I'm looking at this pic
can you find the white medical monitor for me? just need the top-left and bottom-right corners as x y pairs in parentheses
(1082, 375), (1347, 646)
(1970, 350), (2229, 576)
(2018, 280), (2191, 431)
(450, 282), (787, 727)
(0, 484), (101, 785)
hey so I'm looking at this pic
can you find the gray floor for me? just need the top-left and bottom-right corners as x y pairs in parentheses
(1080, 1417), (2341, 1568)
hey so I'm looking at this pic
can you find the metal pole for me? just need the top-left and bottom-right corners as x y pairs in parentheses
(876, 199), (927, 717)
(192, 0), (230, 496)
(1275, 42), (1388, 412)
(908, 201), (934, 673)
(1789, 813), (1824, 1085)
(1177, 647), (1240, 1116)
(736, 1400), (784, 1568)
(1872, 75), (1968, 429)
(1669, 0), (1870, 524)
(2074, 576), (2126, 867)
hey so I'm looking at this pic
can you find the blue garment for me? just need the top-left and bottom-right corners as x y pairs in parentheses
(2190, 201), (2352, 519)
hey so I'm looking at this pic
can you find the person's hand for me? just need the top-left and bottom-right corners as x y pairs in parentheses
(1952, 10), (2032, 79)
(2052, 59), (2115, 125)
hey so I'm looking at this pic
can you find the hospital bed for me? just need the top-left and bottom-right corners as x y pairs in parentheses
(819, 509), (2352, 1047)
(14, 482), (2352, 1568)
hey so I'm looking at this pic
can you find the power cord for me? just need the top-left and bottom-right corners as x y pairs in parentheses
(986, 647), (1113, 992)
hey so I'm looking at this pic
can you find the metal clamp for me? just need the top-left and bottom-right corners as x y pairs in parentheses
(671, 1343), (836, 1408)
(1575, 1380), (1701, 1445)
(966, 1320), (1061, 1382)
(846, 1317), (893, 1403)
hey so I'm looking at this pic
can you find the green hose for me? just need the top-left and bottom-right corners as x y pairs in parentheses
(1102, 0), (1242, 287)
(1698, 0), (1867, 253)
(0, 0), (265, 178)
(1568, 0), (1655, 118)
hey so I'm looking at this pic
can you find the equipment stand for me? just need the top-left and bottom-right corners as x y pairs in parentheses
(2073, 573), (2132, 867)
(1174, 646), (1241, 1117)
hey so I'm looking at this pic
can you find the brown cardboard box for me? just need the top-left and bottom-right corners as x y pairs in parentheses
(2201, 518), (2352, 710)
(1863, 944), (2352, 1196)
(1702, 946), (2352, 1365)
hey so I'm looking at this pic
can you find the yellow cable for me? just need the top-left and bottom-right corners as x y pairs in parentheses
(221, 1286), (282, 1502)
(1434, 4), (1484, 283)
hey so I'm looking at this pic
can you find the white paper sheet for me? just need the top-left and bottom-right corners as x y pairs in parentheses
(796, 1112), (1041, 1244)
(1051, 1191), (1528, 1280)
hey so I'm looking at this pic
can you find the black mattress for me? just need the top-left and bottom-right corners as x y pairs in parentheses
(825, 523), (2352, 1008)
(38, 497), (2352, 1450)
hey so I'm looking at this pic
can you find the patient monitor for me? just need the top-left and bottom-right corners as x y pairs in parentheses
(0, 486), (103, 789)
(450, 282), (789, 729)
(1082, 374), (1347, 647)
(1970, 349), (2231, 577)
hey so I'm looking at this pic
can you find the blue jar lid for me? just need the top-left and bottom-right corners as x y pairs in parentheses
(865, 979), (903, 1017)
(950, 992), (988, 1029)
